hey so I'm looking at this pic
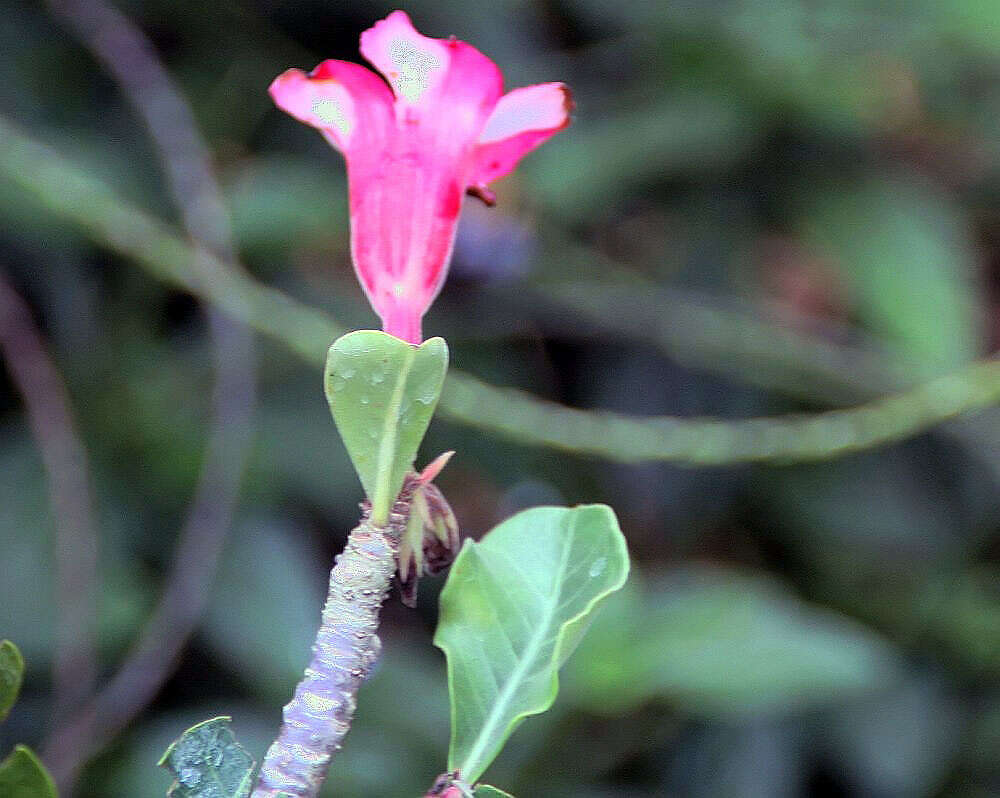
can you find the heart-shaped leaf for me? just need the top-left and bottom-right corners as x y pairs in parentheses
(0, 746), (56, 798)
(435, 505), (629, 783)
(324, 331), (448, 524)
(158, 717), (255, 798)
(0, 640), (24, 723)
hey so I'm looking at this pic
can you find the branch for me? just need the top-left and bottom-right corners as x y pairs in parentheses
(442, 362), (999, 463)
(0, 114), (997, 465)
(0, 272), (98, 726)
(524, 276), (911, 404)
(37, 0), (255, 790)
(252, 486), (413, 797)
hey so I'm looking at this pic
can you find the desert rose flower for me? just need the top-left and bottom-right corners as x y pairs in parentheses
(270, 10), (572, 343)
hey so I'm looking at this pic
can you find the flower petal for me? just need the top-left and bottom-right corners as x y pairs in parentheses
(359, 10), (450, 106)
(359, 10), (502, 124)
(472, 82), (572, 184)
(268, 60), (393, 152)
(350, 13), (504, 343)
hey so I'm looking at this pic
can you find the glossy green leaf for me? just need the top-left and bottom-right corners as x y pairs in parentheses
(158, 717), (254, 798)
(324, 331), (448, 524)
(0, 745), (57, 798)
(564, 568), (898, 717)
(0, 640), (24, 723)
(474, 786), (514, 797)
(435, 505), (629, 783)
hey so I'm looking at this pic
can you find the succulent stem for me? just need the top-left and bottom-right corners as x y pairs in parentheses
(251, 484), (413, 797)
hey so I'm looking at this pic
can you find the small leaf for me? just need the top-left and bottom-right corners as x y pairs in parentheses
(0, 745), (57, 798)
(324, 331), (448, 524)
(0, 640), (25, 723)
(158, 716), (254, 798)
(474, 787), (514, 797)
(435, 505), (629, 783)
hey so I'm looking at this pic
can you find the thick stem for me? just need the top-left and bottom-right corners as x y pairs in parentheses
(252, 485), (412, 798)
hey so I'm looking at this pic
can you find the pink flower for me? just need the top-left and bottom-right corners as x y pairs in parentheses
(270, 10), (572, 343)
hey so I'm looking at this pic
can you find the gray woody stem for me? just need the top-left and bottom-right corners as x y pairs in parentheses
(252, 482), (414, 798)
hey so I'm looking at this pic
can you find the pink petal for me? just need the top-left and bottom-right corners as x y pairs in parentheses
(268, 60), (393, 153)
(359, 10), (450, 107)
(359, 10), (502, 125)
(472, 82), (573, 185)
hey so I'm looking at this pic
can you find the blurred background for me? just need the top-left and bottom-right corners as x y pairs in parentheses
(2, 0), (1000, 796)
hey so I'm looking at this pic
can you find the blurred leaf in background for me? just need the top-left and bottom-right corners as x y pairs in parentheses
(564, 568), (898, 718)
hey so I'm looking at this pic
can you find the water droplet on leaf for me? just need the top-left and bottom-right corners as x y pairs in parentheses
(179, 767), (201, 787)
(589, 557), (607, 578)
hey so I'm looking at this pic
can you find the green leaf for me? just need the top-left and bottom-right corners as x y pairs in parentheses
(324, 331), (448, 524)
(474, 787), (514, 797)
(0, 642), (57, 796)
(563, 568), (898, 717)
(435, 505), (629, 783)
(0, 640), (24, 723)
(158, 717), (255, 798)
(0, 745), (57, 798)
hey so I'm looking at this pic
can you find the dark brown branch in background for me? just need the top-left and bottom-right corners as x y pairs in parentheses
(0, 271), (99, 729)
(40, 0), (256, 792)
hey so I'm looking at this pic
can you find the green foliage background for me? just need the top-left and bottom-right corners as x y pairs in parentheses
(1, 1), (999, 796)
